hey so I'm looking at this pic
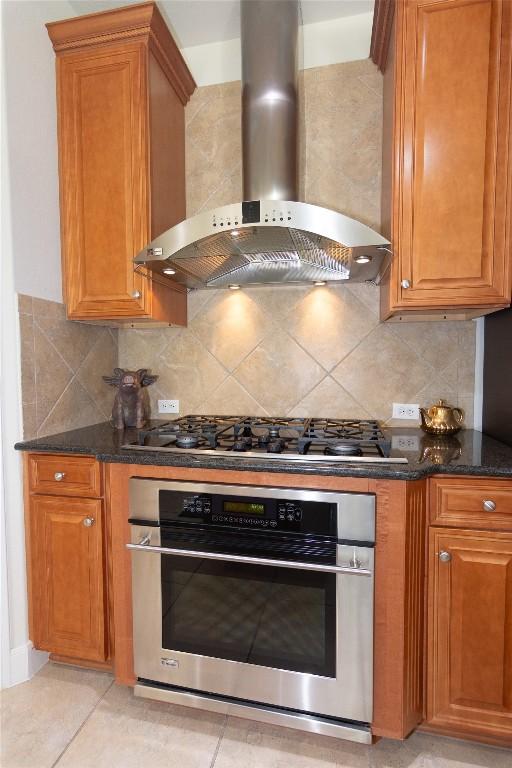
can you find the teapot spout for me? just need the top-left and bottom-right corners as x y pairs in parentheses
(420, 408), (433, 429)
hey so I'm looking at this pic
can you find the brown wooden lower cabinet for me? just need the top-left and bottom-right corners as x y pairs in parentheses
(427, 527), (512, 743)
(22, 452), (512, 745)
(29, 494), (108, 662)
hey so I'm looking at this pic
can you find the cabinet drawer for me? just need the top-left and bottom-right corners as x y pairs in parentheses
(430, 478), (512, 530)
(28, 454), (102, 498)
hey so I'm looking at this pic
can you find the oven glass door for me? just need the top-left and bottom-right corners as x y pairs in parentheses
(161, 552), (336, 677)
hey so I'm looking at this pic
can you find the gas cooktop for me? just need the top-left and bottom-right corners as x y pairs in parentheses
(122, 415), (407, 464)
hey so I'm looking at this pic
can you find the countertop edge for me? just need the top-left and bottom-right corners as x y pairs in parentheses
(14, 441), (512, 481)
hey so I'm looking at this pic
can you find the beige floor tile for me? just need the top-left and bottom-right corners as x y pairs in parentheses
(213, 715), (370, 768)
(406, 732), (512, 768)
(369, 735), (434, 768)
(55, 684), (225, 768)
(0, 663), (113, 768)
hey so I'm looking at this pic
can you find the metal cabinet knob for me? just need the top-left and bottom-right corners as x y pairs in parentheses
(483, 499), (496, 511)
(131, 290), (141, 299)
(83, 517), (95, 527)
(401, 279), (411, 289)
(54, 472), (66, 481)
(439, 551), (452, 563)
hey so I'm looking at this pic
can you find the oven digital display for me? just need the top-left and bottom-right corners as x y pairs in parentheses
(223, 500), (265, 516)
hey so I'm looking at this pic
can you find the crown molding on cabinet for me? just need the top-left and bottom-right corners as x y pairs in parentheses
(46, 1), (196, 105)
(370, 0), (395, 72)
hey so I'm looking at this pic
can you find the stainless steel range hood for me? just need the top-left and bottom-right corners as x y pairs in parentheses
(134, 0), (390, 289)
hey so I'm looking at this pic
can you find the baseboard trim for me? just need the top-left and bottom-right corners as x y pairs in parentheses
(7, 642), (48, 687)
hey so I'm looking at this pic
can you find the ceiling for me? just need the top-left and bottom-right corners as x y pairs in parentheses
(68, 0), (374, 49)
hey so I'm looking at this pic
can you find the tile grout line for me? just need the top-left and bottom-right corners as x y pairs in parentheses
(209, 714), (229, 768)
(50, 677), (115, 768)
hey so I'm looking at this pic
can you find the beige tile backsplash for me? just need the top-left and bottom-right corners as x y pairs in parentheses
(118, 284), (476, 426)
(18, 60), (476, 436)
(18, 296), (118, 439)
(120, 59), (476, 427)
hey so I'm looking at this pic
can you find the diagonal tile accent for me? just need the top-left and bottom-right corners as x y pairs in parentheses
(234, 328), (325, 415)
(117, 328), (168, 372)
(76, 329), (119, 420)
(388, 321), (467, 371)
(36, 315), (101, 373)
(244, 284), (314, 322)
(156, 329), (227, 415)
(288, 376), (372, 419)
(198, 376), (269, 417)
(286, 286), (379, 371)
(19, 294), (119, 439)
(19, 312), (36, 405)
(332, 325), (436, 422)
(38, 378), (103, 438)
(33, 323), (73, 430)
(189, 291), (276, 373)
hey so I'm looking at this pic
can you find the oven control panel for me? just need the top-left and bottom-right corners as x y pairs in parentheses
(160, 491), (335, 536)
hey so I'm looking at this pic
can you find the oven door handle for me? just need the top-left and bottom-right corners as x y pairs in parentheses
(126, 541), (372, 576)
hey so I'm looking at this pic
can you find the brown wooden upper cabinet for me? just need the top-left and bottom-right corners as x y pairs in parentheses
(46, 2), (195, 325)
(373, 0), (512, 321)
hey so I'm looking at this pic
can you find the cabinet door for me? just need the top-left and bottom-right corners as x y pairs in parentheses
(57, 43), (150, 320)
(30, 495), (107, 661)
(387, 0), (511, 314)
(427, 527), (512, 740)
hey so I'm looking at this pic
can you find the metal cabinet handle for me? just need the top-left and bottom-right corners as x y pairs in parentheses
(401, 279), (411, 289)
(126, 541), (372, 576)
(131, 290), (141, 299)
(439, 550), (452, 563)
(83, 517), (95, 527)
(54, 472), (66, 481)
(483, 499), (496, 512)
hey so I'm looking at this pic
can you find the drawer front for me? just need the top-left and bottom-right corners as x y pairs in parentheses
(430, 478), (512, 530)
(28, 454), (102, 498)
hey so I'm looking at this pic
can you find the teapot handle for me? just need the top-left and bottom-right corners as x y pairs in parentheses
(453, 408), (464, 423)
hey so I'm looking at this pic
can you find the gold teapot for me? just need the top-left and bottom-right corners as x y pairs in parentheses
(419, 399), (464, 435)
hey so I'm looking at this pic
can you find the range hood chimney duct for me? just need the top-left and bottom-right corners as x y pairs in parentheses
(241, 0), (299, 201)
(134, 0), (391, 288)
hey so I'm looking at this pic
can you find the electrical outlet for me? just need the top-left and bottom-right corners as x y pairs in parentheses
(392, 435), (419, 451)
(158, 399), (180, 414)
(392, 403), (420, 420)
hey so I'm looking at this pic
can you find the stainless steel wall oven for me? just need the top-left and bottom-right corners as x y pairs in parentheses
(128, 480), (375, 743)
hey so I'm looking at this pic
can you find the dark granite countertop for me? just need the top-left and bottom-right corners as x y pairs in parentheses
(14, 421), (512, 481)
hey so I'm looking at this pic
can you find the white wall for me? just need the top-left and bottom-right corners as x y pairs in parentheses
(182, 11), (374, 87)
(1, 0), (76, 688)
(3, 0), (74, 303)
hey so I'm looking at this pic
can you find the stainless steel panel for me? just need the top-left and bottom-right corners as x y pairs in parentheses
(128, 479), (376, 543)
(123, 442), (408, 464)
(133, 200), (391, 288)
(130, 522), (374, 722)
(126, 540), (372, 576)
(134, 683), (372, 744)
(241, 0), (299, 201)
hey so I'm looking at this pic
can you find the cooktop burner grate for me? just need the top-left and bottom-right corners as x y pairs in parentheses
(124, 415), (407, 464)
